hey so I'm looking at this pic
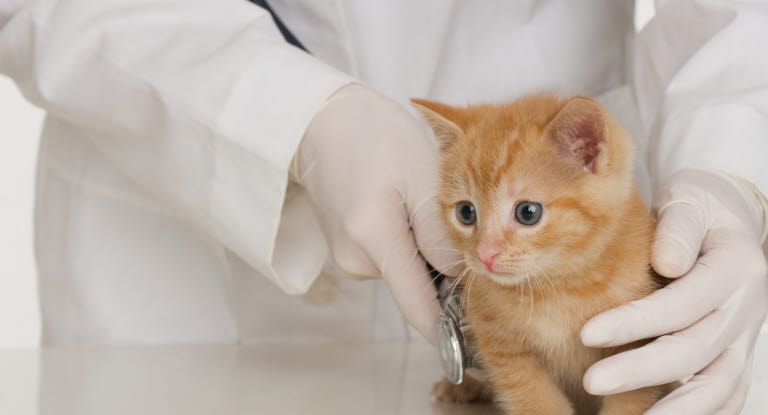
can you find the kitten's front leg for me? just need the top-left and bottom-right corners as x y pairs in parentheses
(430, 374), (494, 403)
(599, 381), (680, 415)
(596, 343), (679, 414)
(484, 351), (574, 415)
(598, 385), (668, 415)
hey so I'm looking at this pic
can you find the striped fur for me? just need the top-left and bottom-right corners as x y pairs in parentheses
(414, 94), (674, 414)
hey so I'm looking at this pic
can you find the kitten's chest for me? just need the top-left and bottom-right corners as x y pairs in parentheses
(494, 289), (590, 347)
(470, 283), (603, 378)
(527, 310), (600, 380)
(515, 299), (597, 368)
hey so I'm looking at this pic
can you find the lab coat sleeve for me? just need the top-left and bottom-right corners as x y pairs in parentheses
(0, 0), (353, 293)
(633, 0), (768, 205)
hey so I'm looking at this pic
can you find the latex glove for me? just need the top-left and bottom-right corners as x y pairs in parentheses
(581, 168), (768, 414)
(294, 84), (462, 342)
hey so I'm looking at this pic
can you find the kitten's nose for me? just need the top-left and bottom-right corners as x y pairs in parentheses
(477, 248), (500, 271)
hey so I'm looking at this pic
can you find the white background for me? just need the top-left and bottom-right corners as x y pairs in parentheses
(0, 77), (42, 348)
(0, 3), (655, 347)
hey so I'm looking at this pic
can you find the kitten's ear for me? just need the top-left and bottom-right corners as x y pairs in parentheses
(545, 97), (608, 174)
(410, 98), (466, 151)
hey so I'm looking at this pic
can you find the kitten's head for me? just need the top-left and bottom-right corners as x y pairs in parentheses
(412, 95), (635, 287)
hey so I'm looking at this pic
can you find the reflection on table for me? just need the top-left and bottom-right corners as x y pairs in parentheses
(0, 334), (766, 414)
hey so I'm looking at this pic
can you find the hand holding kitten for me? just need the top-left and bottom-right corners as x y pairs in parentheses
(582, 168), (768, 415)
(294, 84), (462, 342)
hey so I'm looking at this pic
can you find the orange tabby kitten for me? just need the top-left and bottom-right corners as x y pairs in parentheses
(413, 95), (674, 415)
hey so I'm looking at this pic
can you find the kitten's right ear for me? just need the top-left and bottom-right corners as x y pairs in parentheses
(410, 98), (466, 151)
(545, 97), (608, 174)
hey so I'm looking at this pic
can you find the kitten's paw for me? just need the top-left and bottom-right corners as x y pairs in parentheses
(430, 376), (494, 404)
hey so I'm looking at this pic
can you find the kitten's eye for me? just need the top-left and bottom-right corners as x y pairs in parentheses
(455, 201), (477, 225)
(515, 202), (543, 226)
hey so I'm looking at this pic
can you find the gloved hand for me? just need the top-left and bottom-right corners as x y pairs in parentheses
(581, 168), (768, 414)
(294, 84), (462, 342)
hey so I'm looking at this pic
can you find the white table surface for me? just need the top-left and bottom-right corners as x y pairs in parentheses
(0, 336), (766, 415)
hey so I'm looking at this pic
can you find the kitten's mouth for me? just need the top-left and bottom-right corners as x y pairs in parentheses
(462, 251), (540, 287)
(486, 270), (531, 287)
(467, 259), (532, 287)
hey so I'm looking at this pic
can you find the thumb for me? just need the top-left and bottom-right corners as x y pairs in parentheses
(409, 191), (463, 277)
(652, 201), (708, 278)
(405, 144), (463, 277)
(379, 229), (441, 343)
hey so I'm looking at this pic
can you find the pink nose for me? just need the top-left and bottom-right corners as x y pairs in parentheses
(477, 248), (501, 271)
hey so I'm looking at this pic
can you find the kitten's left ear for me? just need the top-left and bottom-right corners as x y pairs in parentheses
(410, 98), (467, 151)
(545, 97), (608, 174)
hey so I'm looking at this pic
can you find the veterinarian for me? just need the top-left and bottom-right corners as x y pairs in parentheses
(1, 1), (766, 413)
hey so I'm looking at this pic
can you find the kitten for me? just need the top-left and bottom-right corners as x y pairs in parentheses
(413, 94), (674, 415)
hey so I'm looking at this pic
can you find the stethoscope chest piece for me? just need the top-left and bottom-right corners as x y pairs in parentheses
(435, 287), (472, 385)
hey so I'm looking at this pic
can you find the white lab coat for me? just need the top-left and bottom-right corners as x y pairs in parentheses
(1, 0), (767, 345)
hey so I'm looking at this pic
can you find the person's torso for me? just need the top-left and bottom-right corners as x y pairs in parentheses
(35, 0), (636, 344)
(271, 0), (634, 105)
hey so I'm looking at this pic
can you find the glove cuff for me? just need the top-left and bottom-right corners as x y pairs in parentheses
(289, 82), (368, 185)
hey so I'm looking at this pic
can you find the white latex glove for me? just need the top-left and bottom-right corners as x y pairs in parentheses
(294, 84), (461, 342)
(581, 169), (768, 414)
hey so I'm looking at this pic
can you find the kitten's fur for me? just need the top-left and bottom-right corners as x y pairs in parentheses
(413, 95), (674, 415)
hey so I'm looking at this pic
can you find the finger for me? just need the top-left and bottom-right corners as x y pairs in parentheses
(584, 307), (734, 395)
(652, 201), (709, 278)
(643, 346), (746, 415)
(581, 247), (732, 348)
(713, 327), (760, 415)
(712, 373), (750, 415)
(328, 238), (381, 280)
(379, 228), (442, 343)
(409, 192), (463, 277)
(405, 140), (464, 277)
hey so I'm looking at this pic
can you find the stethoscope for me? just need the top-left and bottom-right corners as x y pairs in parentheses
(433, 269), (477, 384)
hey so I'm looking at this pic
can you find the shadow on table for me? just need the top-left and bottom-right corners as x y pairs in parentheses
(429, 401), (504, 415)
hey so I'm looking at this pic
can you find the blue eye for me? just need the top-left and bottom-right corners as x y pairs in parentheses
(515, 202), (543, 226)
(455, 201), (477, 225)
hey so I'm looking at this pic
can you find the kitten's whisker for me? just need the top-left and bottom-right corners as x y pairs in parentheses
(460, 272), (471, 310)
(406, 247), (421, 268)
(536, 263), (562, 311)
(424, 257), (468, 280)
(414, 247), (463, 252)
(459, 267), (479, 313)
(427, 257), (467, 271)
(414, 247), (464, 253)
(442, 268), (471, 302)
(420, 260), (467, 290)
(466, 272), (477, 312)
(530, 270), (544, 298)
(544, 262), (576, 287)
(531, 266), (546, 300)
(526, 277), (534, 329)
